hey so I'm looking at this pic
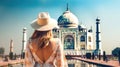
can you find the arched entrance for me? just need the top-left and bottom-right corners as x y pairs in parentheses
(64, 35), (74, 50)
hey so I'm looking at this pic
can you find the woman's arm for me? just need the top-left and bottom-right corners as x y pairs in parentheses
(56, 39), (68, 67)
(25, 42), (35, 67)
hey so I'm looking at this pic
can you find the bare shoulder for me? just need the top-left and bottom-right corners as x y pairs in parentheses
(50, 38), (61, 45)
(50, 38), (63, 50)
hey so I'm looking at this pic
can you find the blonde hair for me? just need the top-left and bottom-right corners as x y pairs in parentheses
(31, 30), (52, 48)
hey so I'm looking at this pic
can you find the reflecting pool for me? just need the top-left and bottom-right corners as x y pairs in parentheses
(11, 59), (102, 67)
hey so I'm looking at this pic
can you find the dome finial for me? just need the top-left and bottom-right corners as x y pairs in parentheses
(66, 3), (69, 11)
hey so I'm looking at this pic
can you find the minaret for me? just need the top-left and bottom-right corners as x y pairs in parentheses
(95, 17), (102, 55)
(10, 39), (13, 52)
(9, 39), (14, 60)
(21, 27), (27, 59)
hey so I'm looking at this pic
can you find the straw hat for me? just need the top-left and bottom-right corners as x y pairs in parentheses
(31, 12), (59, 31)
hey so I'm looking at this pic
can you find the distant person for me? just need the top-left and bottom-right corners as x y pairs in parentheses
(105, 56), (108, 62)
(4, 56), (9, 61)
(25, 12), (68, 67)
(95, 55), (98, 60)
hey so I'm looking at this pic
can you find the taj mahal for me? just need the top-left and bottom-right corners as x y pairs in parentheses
(52, 5), (102, 55)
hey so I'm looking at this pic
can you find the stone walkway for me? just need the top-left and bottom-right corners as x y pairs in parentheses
(73, 57), (120, 67)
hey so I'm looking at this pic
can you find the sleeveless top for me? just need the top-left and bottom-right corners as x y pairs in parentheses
(25, 38), (68, 67)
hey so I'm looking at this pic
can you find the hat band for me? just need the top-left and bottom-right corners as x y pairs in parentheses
(37, 18), (49, 26)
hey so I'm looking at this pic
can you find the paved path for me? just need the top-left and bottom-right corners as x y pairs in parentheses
(1, 57), (120, 67)
(73, 57), (120, 67)
(0, 59), (24, 66)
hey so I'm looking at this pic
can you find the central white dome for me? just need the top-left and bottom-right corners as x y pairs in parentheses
(58, 10), (79, 28)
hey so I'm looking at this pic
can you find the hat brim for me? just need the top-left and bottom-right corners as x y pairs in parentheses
(31, 18), (59, 31)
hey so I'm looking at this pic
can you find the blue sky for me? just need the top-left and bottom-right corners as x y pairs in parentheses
(0, 0), (120, 54)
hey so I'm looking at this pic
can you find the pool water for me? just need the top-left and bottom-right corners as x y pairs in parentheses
(11, 59), (102, 67)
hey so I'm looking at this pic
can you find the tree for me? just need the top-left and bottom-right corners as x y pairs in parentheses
(9, 52), (13, 60)
(0, 47), (5, 55)
(112, 47), (120, 57)
(86, 53), (91, 59)
(98, 52), (101, 60)
(103, 51), (106, 61)
(92, 53), (95, 60)
(14, 53), (17, 60)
